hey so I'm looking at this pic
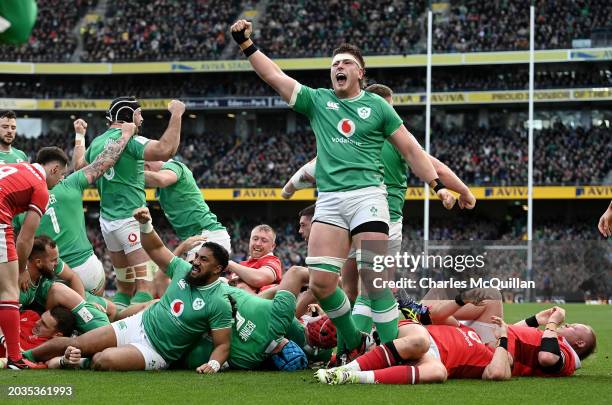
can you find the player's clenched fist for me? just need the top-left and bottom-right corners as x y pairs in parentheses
(230, 19), (252, 45)
(437, 188), (456, 210)
(121, 122), (137, 137)
(458, 191), (476, 210)
(491, 316), (508, 339)
(73, 118), (87, 135)
(133, 207), (152, 224)
(167, 100), (185, 116)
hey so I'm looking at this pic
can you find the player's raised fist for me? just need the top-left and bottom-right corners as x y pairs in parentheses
(231, 19), (253, 45)
(491, 316), (508, 339)
(168, 100), (185, 116)
(437, 188), (456, 210)
(73, 118), (87, 135)
(121, 122), (137, 137)
(458, 191), (476, 210)
(133, 207), (152, 224)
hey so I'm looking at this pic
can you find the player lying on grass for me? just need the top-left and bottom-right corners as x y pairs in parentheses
(231, 19), (456, 362)
(316, 315), (512, 385)
(24, 207), (233, 372)
(409, 293), (596, 377)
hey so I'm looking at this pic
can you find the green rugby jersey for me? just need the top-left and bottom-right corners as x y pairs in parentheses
(157, 160), (224, 240)
(381, 141), (408, 222)
(292, 85), (403, 192)
(14, 171), (93, 268)
(223, 286), (296, 370)
(142, 257), (233, 362)
(85, 128), (149, 220)
(0, 147), (28, 164)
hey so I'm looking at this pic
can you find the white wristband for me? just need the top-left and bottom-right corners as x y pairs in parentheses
(75, 133), (85, 144)
(140, 220), (153, 234)
(207, 360), (220, 372)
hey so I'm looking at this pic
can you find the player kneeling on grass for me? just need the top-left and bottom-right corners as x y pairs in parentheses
(23, 207), (233, 372)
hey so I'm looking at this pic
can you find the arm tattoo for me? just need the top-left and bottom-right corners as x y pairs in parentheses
(82, 136), (131, 183)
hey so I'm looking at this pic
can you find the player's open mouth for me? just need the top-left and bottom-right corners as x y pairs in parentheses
(190, 265), (201, 275)
(336, 73), (347, 85)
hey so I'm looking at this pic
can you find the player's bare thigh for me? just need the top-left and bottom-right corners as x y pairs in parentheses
(307, 222), (350, 295)
(408, 353), (448, 383)
(395, 322), (431, 360)
(91, 345), (145, 371)
(0, 260), (19, 300)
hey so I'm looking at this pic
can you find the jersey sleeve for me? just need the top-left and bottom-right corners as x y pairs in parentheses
(16, 149), (29, 162)
(208, 294), (233, 330)
(261, 255), (283, 282)
(379, 97), (404, 138)
(29, 182), (49, 216)
(165, 256), (189, 280)
(64, 170), (90, 190)
(291, 84), (316, 118)
(12, 213), (25, 232)
(126, 136), (150, 160)
(161, 161), (183, 179)
(53, 258), (65, 277)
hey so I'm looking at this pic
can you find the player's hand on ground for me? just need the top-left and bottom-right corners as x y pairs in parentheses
(133, 207), (152, 224)
(196, 362), (217, 374)
(598, 206), (612, 237)
(167, 100), (186, 116)
(548, 306), (565, 325)
(73, 118), (87, 135)
(63, 346), (82, 366)
(121, 122), (137, 138)
(437, 188), (456, 210)
(458, 191), (476, 209)
(18, 269), (31, 291)
(491, 316), (508, 338)
(230, 20), (252, 44)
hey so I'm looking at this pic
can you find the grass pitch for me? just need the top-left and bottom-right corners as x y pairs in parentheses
(1, 303), (611, 405)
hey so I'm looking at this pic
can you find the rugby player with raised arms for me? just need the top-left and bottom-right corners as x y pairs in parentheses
(230, 19), (455, 361)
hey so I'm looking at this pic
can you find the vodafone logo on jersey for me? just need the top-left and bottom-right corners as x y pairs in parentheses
(337, 118), (356, 137)
(170, 299), (184, 317)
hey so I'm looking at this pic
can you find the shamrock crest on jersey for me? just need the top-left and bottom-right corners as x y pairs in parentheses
(358, 107), (371, 119)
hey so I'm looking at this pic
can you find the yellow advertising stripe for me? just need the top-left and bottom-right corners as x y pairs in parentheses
(81, 186), (612, 202)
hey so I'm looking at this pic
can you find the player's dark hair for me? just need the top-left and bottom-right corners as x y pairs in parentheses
(366, 83), (393, 99)
(30, 235), (57, 260)
(0, 110), (17, 120)
(579, 327), (597, 360)
(332, 43), (366, 87)
(202, 241), (229, 271)
(299, 204), (315, 218)
(50, 306), (76, 337)
(35, 147), (69, 167)
(106, 96), (141, 123)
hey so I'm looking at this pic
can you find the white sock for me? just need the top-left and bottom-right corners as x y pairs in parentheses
(345, 360), (361, 371)
(355, 370), (376, 384)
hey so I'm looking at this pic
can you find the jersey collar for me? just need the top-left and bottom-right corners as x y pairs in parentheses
(335, 90), (365, 103)
(562, 337), (581, 370)
(197, 278), (222, 291)
(0, 146), (12, 154)
(32, 163), (47, 179)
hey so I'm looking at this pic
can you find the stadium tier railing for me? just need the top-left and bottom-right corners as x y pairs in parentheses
(0, 47), (611, 75)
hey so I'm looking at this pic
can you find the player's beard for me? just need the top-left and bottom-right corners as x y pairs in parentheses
(185, 266), (211, 287)
(0, 136), (13, 147)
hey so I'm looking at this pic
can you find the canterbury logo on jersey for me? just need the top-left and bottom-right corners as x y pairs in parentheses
(326, 101), (339, 110)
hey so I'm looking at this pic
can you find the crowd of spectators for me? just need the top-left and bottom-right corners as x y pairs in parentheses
(14, 121), (610, 187)
(79, 0), (241, 62)
(2, 64), (609, 100)
(433, 0), (612, 53)
(0, 0), (96, 62)
(2, 1), (611, 63)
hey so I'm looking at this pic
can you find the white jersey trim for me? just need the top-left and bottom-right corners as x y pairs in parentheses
(288, 83), (301, 108)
